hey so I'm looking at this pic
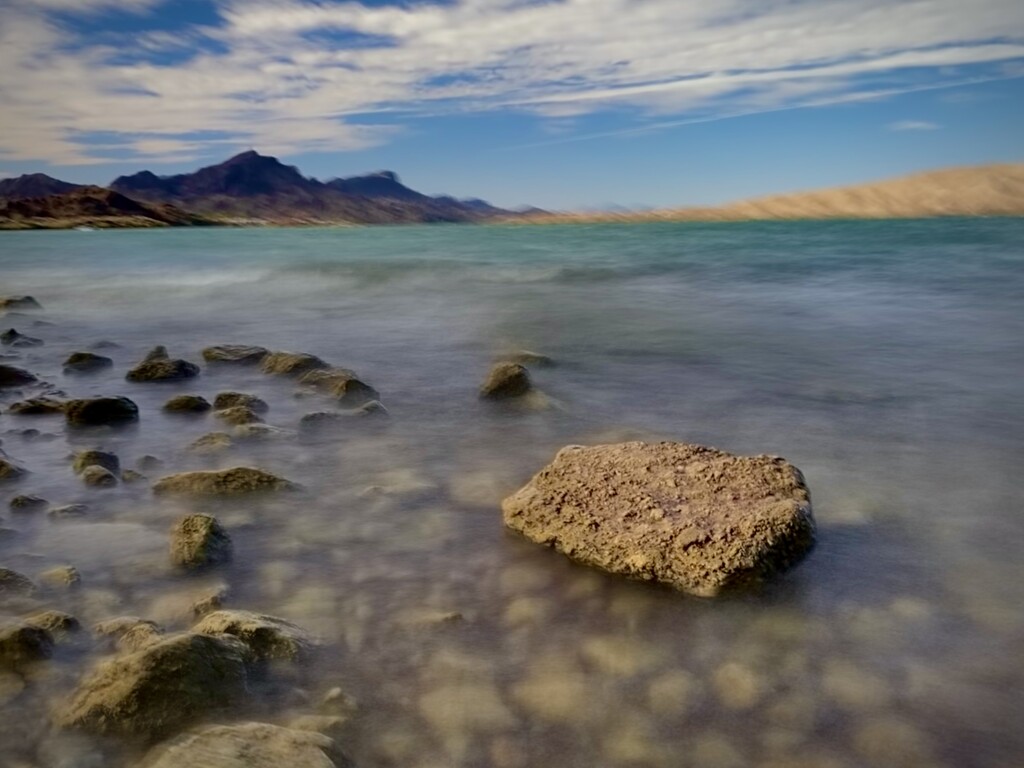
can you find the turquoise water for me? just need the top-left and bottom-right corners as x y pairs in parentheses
(1, 220), (1022, 766)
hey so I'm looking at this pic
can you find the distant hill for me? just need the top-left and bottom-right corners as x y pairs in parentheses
(109, 151), (512, 224)
(0, 186), (217, 229)
(0, 173), (84, 200)
(522, 164), (1024, 223)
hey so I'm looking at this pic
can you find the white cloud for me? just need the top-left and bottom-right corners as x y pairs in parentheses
(0, 0), (1021, 165)
(888, 120), (941, 131)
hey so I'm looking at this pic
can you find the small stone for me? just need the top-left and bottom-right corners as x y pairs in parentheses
(80, 465), (118, 488)
(202, 345), (269, 365)
(170, 514), (232, 570)
(25, 610), (81, 637)
(122, 469), (147, 483)
(137, 455), (164, 471)
(480, 363), (532, 399)
(1, 328), (43, 347)
(299, 368), (380, 406)
(188, 432), (233, 453)
(163, 395), (211, 413)
(0, 364), (37, 388)
(0, 458), (27, 483)
(213, 392), (268, 413)
(9, 494), (47, 512)
(140, 722), (339, 768)
(153, 467), (294, 495)
(0, 568), (36, 597)
(38, 565), (81, 589)
(63, 351), (114, 374)
(260, 351), (329, 377)
(126, 347), (200, 382)
(65, 396), (139, 427)
(0, 296), (42, 311)
(72, 450), (120, 475)
(7, 397), (66, 415)
(49, 504), (89, 519)
(214, 405), (263, 426)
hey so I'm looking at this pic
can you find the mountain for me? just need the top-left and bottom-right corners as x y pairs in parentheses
(0, 186), (217, 230)
(0, 173), (84, 200)
(110, 151), (513, 224)
(523, 164), (1024, 223)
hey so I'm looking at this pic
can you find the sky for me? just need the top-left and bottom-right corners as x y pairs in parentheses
(0, 0), (1022, 209)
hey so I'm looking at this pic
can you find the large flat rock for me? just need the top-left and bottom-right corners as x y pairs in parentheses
(501, 441), (815, 596)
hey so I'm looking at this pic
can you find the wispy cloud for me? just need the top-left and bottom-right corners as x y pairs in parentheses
(0, 0), (1021, 165)
(888, 120), (941, 131)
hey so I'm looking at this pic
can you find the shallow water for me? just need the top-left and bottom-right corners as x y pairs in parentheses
(1, 220), (1022, 767)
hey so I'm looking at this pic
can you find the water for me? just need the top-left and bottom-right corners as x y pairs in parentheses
(1, 220), (1022, 767)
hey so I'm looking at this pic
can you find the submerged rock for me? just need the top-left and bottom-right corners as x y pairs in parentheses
(193, 610), (314, 660)
(0, 458), (27, 482)
(0, 296), (42, 311)
(26, 610), (81, 638)
(500, 350), (556, 368)
(0, 364), (36, 387)
(163, 394), (211, 413)
(55, 632), (250, 741)
(502, 441), (816, 597)
(188, 432), (233, 453)
(300, 368), (380, 406)
(81, 465), (118, 487)
(480, 363), (532, 400)
(72, 450), (120, 475)
(9, 494), (48, 512)
(63, 351), (114, 374)
(214, 405), (264, 426)
(137, 455), (164, 471)
(153, 467), (295, 495)
(65, 396), (139, 427)
(38, 565), (81, 590)
(126, 346), (200, 382)
(0, 623), (53, 668)
(260, 351), (329, 377)
(299, 402), (389, 432)
(170, 514), (233, 570)
(214, 391), (268, 413)
(0, 567), (36, 597)
(48, 503), (89, 519)
(1, 328), (43, 347)
(202, 344), (269, 365)
(8, 397), (66, 415)
(140, 722), (340, 768)
(94, 616), (165, 653)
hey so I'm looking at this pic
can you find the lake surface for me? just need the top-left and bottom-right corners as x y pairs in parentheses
(1, 220), (1022, 767)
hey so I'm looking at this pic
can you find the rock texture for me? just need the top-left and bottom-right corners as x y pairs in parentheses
(0, 364), (36, 387)
(213, 391), (268, 413)
(140, 722), (339, 768)
(63, 351), (113, 374)
(72, 450), (120, 475)
(0, 623), (53, 667)
(300, 368), (379, 406)
(64, 396), (139, 427)
(480, 363), (532, 400)
(126, 346), (200, 382)
(164, 394), (211, 413)
(55, 633), (250, 741)
(170, 514), (233, 569)
(94, 616), (164, 653)
(0, 568), (36, 597)
(214, 405), (263, 426)
(0, 296), (43, 311)
(81, 465), (118, 487)
(501, 442), (815, 596)
(8, 397), (66, 415)
(0, 458), (27, 482)
(1, 328), (43, 347)
(153, 467), (294, 495)
(193, 610), (314, 660)
(260, 351), (328, 377)
(202, 345), (269, 365)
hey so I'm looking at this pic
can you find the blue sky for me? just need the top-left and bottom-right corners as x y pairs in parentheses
(1, 0), (1022, 209)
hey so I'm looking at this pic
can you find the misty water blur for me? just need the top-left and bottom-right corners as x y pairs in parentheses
(1, 219), (1022, 767)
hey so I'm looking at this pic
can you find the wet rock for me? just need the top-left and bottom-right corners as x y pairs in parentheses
(8, 397), (66, 415)
(214, 391), (269, 413)
(63, 351), (114, 374)
(72, 450), (120, 475)
(0, 568), (35, 597)
(502, 441), (816, 596)
(163, 395), (211, 413)
(1, 328), (43, 347)
(94, 616), (165, 653)
(188, 432), (233, 453)
(25, 610), (81, 638)
(122, 469), (147, 483)
(170, 514), (233, 570)
(48, 504), (89, 519)
(38, 565), (81, 590)
(55, 632), (250, 741)
(81, 465), (118, 487)
(192, 588), (229, 617)
(140, 722), (340, 768)
(480, 363), (532, 400)
(0, 364), (36, 387)
(0, 623), (53, 668)
(126, 346), (200, 382)
(214, 405), (264, 426)
(153, 467), (295, 496)
(300, 368), (380, 406)
(0, 296), (42, 311)
(65, 396), (139, 427)
(9, 494), (47, 512)
(137, 455), (164, 471)
(500, 350), (556, 368)
(193, 610), (314, 661)
(260, 351), (329, 377)
(233, 424), (288, 441)
(299, 402), (388, 432)
(202, 344), (269, 365)
(0, 458), (27, 482)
